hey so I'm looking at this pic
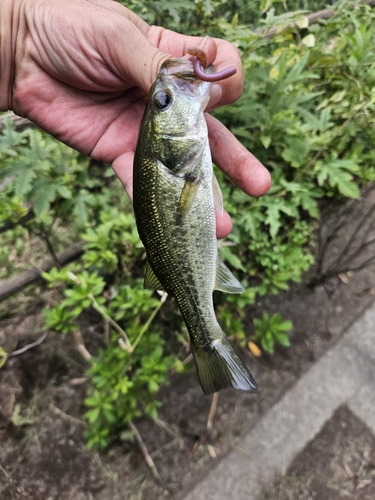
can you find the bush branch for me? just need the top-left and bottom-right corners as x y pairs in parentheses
(128, 420), (161, 482)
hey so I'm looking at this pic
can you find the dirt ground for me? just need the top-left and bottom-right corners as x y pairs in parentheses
(263, 405), (375, 500)
(1, 187), (375, 500)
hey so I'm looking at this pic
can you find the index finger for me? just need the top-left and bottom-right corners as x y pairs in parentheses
(206, 114), (272, 198)
(208, 37), (243, 108)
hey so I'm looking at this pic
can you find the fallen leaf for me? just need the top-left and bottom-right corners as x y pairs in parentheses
(248, 341), (262, 357)
(338, 273), (349, 284)
(296, 16), (309, 29)
(302, 34), (316, 47)
(207, 445), (217, 459)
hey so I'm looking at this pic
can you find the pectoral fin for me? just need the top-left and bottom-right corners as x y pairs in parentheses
(215, 257), (244, 294)
(212, 174), (224, 215)
(178, 174), (202, 218)
(144, 262), (164, 291)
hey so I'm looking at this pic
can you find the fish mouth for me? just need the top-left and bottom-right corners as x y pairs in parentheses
(160, 58), (214, 80)
(161, 58), (197, 79)
(158, 58), (213, 102)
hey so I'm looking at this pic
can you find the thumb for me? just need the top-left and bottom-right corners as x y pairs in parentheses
(110, 19), (170, 91)
(109, 11), (218, 92)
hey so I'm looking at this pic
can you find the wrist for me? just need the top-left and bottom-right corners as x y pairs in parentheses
(0, 0), (23, 111)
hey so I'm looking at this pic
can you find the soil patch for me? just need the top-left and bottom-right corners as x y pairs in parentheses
(265, 405), (375, 500)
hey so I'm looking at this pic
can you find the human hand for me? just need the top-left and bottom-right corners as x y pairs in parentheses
(4, 0), (271, 237)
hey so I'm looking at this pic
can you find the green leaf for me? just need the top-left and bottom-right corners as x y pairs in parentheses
(56, 184), (72, 199)
(262, 198), (298, 239)
(261, 335), (274, 354)
(275, 333), (291, 347)
(14, 167), (37, 198)
(34, 183), (57, 215)
(315, 158), (360, 198)
(260, 135), (271, 149)
(281, 138), (310, 168)
(73, 189), (95, 226)
(273, 320), (293, 331)
(86, 407), (100, 423)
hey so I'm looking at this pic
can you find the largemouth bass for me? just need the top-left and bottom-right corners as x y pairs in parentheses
(133, 56), (257, 395)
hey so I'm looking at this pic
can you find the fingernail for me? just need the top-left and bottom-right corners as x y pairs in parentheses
(197, 36), (209, 50)
(208, 83), (222, 109)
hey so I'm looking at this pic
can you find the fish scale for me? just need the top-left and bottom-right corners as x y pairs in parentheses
(133, 57), (257, 395)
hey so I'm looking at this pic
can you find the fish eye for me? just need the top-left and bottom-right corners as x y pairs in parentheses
(154, 90), (172, 110)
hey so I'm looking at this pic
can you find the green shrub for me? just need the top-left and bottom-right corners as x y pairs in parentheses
(1, 0), (375, 447)
(253, 312), (292, 354)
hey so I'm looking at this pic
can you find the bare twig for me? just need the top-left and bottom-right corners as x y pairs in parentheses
(89, 293), (132, 352)
(9, 332), (47, 357)
(1, 431), (35, 481)
(255, 8), (334, 39)
(150, 437), (182, 459)
(49, 403), (86, 426)
(30, 215), (62, 268)
(7, 392), (16, 417)
(317, 193), (363, 272)
(65, 271), (132, 352)
(72, 329), (92, 361)
(255, 1), (375, 40)
(207, 392), (219, 432)
(324, 203), (375, 273)
(69, 377), (89, 386)
(94, 453), (118, 482)
(131, 291), (168, 352)
(0, 207), (35, 234)
(277, 452), (286, 500)
(155, 418), (180, 438)
(181, 353), (193, 367)
(207, 445), (217, 459)
(128, 420), (161, 482)
(348, 253), (375, 273)
(0, 464), (10, 480)
(316, 218), (348, 276)
(41, 234), (62, 269)
(0, 240), (85, 302)
(339, 236), (375, 270)
(311, 193), (375, 286)
(343, 460), (354, 479)
(313, 246), (375, 286)
(220, 437), (253, 459)
(103, 320), (110, 346)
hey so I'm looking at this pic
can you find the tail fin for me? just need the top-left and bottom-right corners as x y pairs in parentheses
(192, 335), (258, 395)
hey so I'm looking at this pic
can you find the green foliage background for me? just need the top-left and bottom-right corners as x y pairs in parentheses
(1, 0), (375, 448)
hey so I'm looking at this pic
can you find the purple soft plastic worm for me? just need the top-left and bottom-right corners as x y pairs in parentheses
(186, 48), (237, 82)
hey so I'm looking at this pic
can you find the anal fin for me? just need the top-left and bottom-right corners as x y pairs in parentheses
(215, 257), (244, 294)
